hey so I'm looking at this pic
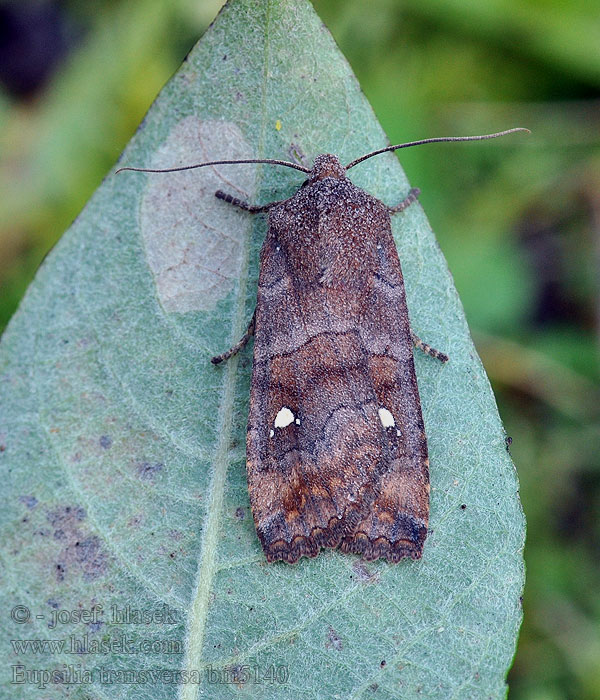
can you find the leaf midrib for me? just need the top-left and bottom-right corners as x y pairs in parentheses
(178, 3), (274, 698)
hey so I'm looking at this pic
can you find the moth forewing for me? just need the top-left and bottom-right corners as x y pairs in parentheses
(245, 156), (433, 564)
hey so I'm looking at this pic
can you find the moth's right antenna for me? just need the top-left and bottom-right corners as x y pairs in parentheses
(345, 128), (530, 170)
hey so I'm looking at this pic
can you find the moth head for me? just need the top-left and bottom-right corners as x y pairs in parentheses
(310, 154), (346, 182)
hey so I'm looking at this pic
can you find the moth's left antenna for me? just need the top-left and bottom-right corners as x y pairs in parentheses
(116, 158), (311, 175)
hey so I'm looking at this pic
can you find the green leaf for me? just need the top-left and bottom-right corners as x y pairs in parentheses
(0, 0), (525, 698)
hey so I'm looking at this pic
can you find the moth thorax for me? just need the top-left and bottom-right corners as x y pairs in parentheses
(310, 154), (346, 181)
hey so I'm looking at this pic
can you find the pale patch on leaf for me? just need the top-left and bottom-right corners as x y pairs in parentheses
(140, 118), (256, 313)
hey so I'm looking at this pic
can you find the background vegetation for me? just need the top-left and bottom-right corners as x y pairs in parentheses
(1, 0), (598, 697)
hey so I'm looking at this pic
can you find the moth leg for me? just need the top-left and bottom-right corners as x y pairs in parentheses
(388, 187), (420, 214)
(215, 190), (283, 213)
(211, 312), (256, 365)
(411, 332), (449, 363)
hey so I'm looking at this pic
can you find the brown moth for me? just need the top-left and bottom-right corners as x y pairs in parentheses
(119, 128), (528, 564)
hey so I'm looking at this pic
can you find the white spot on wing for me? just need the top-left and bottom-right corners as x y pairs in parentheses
(274, 407), (295, 429)
(378, 407), (395, 429)
(269, 429), (274, 438)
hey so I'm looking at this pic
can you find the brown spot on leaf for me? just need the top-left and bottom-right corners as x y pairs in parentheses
(352, 560), (380, 584)
(99, 435), (112, 449)
(46, 506), (108, 582)
(136, 462), (163, 480)
(325, 626), (343, 651)
(19, 495), (38, 509)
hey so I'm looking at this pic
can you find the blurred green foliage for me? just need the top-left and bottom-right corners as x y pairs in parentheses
(1, 0), (599, 698)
